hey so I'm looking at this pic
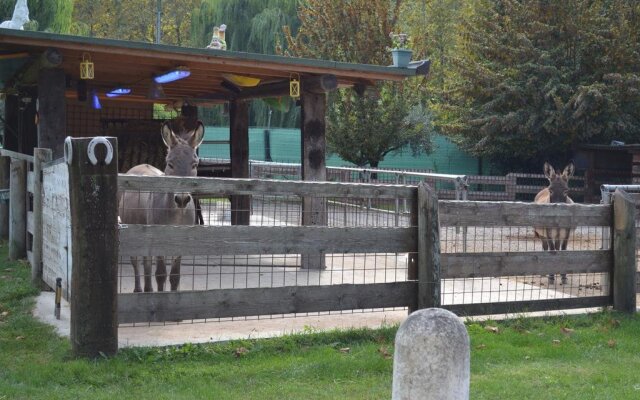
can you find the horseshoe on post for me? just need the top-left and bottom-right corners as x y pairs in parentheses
(87, 137), (114, 166)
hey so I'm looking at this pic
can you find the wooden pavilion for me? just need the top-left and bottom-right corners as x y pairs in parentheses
(0, 28), (429, 225)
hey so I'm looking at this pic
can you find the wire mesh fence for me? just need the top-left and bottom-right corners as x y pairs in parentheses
(117, 176), (618, 328)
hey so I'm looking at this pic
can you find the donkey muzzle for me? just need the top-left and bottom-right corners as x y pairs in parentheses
(174, 193), (192, 208)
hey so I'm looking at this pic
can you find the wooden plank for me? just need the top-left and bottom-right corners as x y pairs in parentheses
(445, 296), (610, 317)
(0, 157), (9, 239)
(417, 182), (441, 309)
(118, 281), (417, 323)
(0, 149), (35, 163)
(119, 225), (417, 257)
(42, 161), (71, 295)
(301, 88), (327, 270)
(229, 100), (251, 226)
(613, 189), (637, 312)
(27, 170), (34, 194)
(9, 159), (27, 260)
(439, 201), (611, 227)
(26, 211), (34, 234)
(31, 148), (52, 286)
(441, 250), (611, 278)
(68, 137), (118, 358)
(118, 175), (417, 199)
(37, 68), (66, 158)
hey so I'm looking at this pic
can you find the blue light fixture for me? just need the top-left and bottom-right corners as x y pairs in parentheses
(106, 87), (132, 98)
(90, 89), (101, 109)
(154, 67), (191, 84)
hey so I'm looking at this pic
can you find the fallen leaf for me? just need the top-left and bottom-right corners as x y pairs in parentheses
(610, 319), (621, 328)
(552, 339), (561, 345)
(561, 327), (575, 335)
(339, 347), (351, 353)
(378, 346), (392, 359)
(0, 311), (8, 317)
(607, 339), (617, 348)
(234, 347), (248, 358)
(524, 355), (531, 360)
(476, 344), (487, 350)
(15, 336), (24, 340)
(485, 326), (499, 334)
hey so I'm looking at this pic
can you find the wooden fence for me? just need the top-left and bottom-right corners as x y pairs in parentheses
(0, 139), (637, 358)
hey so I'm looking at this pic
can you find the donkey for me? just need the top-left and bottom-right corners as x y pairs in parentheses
(119, 121), (204, 292)
(533, 162), (575, 284)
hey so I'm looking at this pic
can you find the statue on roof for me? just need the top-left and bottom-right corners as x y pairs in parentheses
(0, 0), (29, 30)
(206, 24), (227, 50)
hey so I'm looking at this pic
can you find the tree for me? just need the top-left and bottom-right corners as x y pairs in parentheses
(0, 0), (73, 33)
(190, 0), (300, 128)
(439, 0), (640, 170)
(285, 0), (434, 168)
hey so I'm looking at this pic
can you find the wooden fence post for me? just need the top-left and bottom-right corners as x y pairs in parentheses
(612, 189), (637, 313)
(67, 137), (119, 357)
(0, 156), (9, 240)
(9, 158), (27, 260)
(417, 182), (441, 309)
(31, 148), (52, 285)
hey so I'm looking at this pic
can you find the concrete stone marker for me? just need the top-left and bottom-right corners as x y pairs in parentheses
(392, 308), (470, 400)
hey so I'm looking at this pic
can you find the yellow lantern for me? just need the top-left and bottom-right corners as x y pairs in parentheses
(290, 73), (300, 99)
(80, 53), (94, 80)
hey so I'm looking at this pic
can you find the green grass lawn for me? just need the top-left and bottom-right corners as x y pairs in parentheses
(1, 241), (639, 399)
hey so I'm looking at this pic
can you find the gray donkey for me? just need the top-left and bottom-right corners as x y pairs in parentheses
(533, 162), (575, 284)
(119, 121), (204, 292)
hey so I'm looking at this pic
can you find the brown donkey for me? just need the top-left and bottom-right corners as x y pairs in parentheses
(534, 162), (575, 284)
(119, 121), (204, 292)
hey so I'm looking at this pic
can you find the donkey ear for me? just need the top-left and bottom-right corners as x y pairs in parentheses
(543, 162), (555, 179)
(187, 122), (205, 149)
(161, 122), (178, 148)
(562, 162), (575, 179)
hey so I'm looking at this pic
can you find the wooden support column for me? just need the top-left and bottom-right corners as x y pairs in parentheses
(31, 148), (52, 286)
(416, 182), (441, 310)
(37, 68), (66, 158)
(612, 189), (636, 313)
(9, 159), (27, 260)
(0, 156), (9, 239)
(301, 88), (327, 269)
(229, 100), (251, 225)
(68, 137), (119, 358)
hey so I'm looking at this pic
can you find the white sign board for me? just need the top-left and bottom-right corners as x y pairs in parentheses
(42, 161), (72, 299)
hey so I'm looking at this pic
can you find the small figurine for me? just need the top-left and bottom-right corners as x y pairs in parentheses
(0, 0), (29, 30)
(206, 24), (227, 50)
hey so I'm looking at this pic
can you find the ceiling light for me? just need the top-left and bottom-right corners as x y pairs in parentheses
(91, 89), (101, 109)
(106, 87), (131, 98)
(154, 67), (191, 84)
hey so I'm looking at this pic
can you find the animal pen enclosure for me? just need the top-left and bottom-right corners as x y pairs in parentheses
(1, 138), (639, 356)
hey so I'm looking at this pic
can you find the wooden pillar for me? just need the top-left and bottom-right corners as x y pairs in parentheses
(37, 68), (66, 158)
(68, 137), (119, 357)
(416, 182), (441, 310)
(9, 159), (27, 260)
(31, 148), (52, 286)
(300, 88), (327, 269)
(612, 189), (636, 313)
(0, 156), (9, 239)
(229, 100), (251, 225)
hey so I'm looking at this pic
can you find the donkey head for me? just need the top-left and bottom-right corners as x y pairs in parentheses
(161, 121), (205, 208)
(543, 162), (574, 203)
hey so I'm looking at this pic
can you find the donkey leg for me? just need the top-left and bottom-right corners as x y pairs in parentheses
(156, 256), (167, 292)
(143, 256), (153, 292)
(169, 256), (182, 291)
(545, 237), (557, 283)
(130, 256), (142, 293)
(560, 233), (570, 284)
